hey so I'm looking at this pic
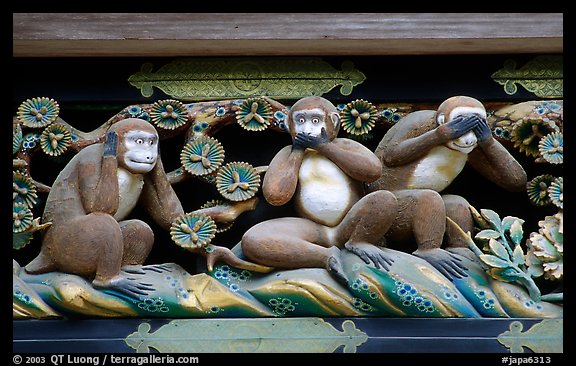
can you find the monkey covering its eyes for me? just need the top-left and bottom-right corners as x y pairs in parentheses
(366, 96), (527, 280)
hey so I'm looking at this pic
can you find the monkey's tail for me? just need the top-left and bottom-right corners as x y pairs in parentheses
(207, 246), (275, 274)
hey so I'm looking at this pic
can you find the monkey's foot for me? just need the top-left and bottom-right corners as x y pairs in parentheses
(344, 242), (394, 271)
(326, 252), (348, 286)
(93, 276), (155, 299)
(446, 247), (483, 266)
(413, 248), (469, 281)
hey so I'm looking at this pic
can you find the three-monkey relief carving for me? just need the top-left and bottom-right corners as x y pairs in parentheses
(241, 96), (398, 284)
(24, 118), (262, 298)
(23, 96), (529, 297)
(366, 96), (527, 279)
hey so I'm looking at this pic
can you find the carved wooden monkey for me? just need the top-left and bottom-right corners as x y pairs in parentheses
(366, 96), (527, 279)
(241, 96), (398, 284)
(24, 118), (259, 297)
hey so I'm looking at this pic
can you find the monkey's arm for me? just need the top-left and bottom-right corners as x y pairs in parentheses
(380, 114), (480, 167)
(78, 134), (119, 215)
(262, 145), (305, 206)
(316, 138), (382, 182)
(140, 154), (185, 230)
(467, 138), (527, 192)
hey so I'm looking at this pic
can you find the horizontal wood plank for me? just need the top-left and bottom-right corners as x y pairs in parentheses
(13, 13), (563, 57)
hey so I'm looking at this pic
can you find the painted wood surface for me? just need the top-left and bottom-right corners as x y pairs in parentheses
(13, 13), (563, 57)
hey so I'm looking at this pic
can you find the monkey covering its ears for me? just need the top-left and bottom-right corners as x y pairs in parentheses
(25, 118), (265, 298)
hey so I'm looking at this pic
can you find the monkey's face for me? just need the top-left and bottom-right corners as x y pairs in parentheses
(437, 106), (486, 154)
(118, 130), (159, 174)
(289, 108), (340, 141)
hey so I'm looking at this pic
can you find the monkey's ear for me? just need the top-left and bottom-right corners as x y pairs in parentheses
(436, 113), (445, 125)
(329, 111), (341, 129)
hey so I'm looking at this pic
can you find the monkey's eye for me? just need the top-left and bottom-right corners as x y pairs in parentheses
(311, 117), (320, 124)
(135, 138), (144, 144)
(298, 117), (306, 124)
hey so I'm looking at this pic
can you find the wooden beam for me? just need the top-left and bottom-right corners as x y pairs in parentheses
(13, 13), (563, 57)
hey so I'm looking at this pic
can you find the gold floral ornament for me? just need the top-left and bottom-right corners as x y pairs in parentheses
(216, 162), (261, 202)
(538, 132), (563, 165)
(526, 175), (555, 207)
(39, 124), (72, 156)
(170, 212), (217, 250)
(235, 98), (272, 132)
(13, 202), (33, 233)
(340, 99), (378, 136)
(17, 97), (60, 128)
(548, 177), (563, 209)
(13, 171), (37, 208)
(150, 99), (188, 130)
(180, 136), (225, 176)
(511, 117), (559, 158)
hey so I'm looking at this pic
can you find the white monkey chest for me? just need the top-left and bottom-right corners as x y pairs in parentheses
(114, 167), (144, 221)
(407, 146), (468, 192)
(295, 151), (360, 227)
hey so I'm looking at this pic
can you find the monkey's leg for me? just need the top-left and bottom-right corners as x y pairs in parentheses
(442, 194), (474, 248)
(119, 219), (154, 266)
(442, 194), (478, 262)
(391, 189), (446, 251)
(242, 217), (336, 269)
(332, 191), (398, 272)
(334, 190), (398, 246)
(387, 190), (468, 279)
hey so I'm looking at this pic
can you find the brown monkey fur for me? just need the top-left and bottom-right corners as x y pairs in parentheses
(365, 96), (527, 279)
(241, 96), (398, 284)
(25, 118), (264, 297)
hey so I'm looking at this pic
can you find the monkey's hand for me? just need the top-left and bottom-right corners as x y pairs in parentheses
(103, 130), (118, 157)
(93, 275), (155, 299)
(413, 248), (468, 281)
(472, 116), (493, 143)
(205, 245), (274, 273)
(345, 242), (394, 272)
(293, 128), (331, 149)
(436, 115), (480, 142)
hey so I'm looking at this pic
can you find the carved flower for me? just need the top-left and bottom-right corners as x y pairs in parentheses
(341, 99), (378, 135)
(150, 99), (188, 130)
(511, 117), (559, 158)
(17, 97), (60, 128)
(216, 162), (261, 202)
(526, 175), (555, 206)
(180, 136), (225, 176)
(13, 123), (23, 155)
(22, 133), (40, 150)
(526, 212), (563, 281)
(235, 98), (272, 132)
(200, 199), (234, 233)
(493, 126), (511, 140)
(13, 232), (34, 250)
(538, 132), (563, 164)
(381, 109), (402, 123)
(40, 124), (72, 156)
(548, 177), (563, 209)
(13, 202), (33, 233)
(170, 212), (217, 250)
(13, 171), (37, 208)
(126, 105), (151, 121)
